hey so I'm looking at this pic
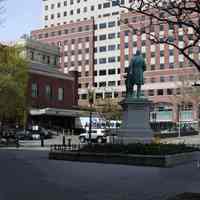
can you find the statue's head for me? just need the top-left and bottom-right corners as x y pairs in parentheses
(136, 49), (141, 55)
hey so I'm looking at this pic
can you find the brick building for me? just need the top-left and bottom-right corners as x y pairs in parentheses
(17, 38), (79, 129)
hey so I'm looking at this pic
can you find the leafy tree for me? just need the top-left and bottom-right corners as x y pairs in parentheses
(95, 97), (122, 120)
(0, 45), (29, 127)
(114, 0), (200, 71)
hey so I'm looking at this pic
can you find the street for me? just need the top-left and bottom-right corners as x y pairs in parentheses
(0, 149), (200, 200)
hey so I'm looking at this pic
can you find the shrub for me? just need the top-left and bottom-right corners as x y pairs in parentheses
(80, 143), (198, 155)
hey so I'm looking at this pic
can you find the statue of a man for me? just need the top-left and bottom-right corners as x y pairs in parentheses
(125, 50), (146, 98)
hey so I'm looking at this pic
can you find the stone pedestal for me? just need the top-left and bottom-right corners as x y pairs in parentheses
(118, 97), (154, 144)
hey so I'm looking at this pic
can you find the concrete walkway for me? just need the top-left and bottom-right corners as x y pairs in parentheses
(0, 149), (200, 200)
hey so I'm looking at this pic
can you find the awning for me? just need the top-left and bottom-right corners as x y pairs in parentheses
(30, 108), (85, 117)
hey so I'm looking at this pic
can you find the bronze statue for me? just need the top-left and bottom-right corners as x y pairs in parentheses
(125, 50), (146, 98)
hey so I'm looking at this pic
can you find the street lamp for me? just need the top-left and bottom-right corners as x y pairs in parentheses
(88, 89), (94, 144)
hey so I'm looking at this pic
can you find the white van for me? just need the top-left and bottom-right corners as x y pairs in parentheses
(79, 129), (108, 143)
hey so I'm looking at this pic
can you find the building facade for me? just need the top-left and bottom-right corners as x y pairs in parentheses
(18, 38), (79, 129)
(31, 0), (200, 129)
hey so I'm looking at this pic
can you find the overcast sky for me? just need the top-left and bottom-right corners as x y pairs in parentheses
(1, 0), (42, 42)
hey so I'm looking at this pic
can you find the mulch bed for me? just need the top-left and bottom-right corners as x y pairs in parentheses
(167, 193), (200, 200)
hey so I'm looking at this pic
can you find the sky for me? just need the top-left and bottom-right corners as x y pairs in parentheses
(0, 0), (42, 42)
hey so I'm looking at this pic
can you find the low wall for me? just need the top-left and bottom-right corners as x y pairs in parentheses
(49, 151), (199, 167)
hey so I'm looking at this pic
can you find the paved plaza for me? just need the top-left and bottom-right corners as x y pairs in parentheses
(0, 149), (200, 200)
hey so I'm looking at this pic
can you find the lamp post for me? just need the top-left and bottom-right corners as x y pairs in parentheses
(178, 104), (181, 138)
(88, 89), (94, 145)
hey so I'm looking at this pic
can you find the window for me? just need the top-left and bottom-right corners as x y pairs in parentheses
(157, 89), (163, 96)
(160, 76), (165, 82)
(167, 88), (173, 95)
(57, 13), (61, 18)
(64, 1), (67, 6)
(98, 4), (102, 9)
(151, 65), (155, 70)
(58, 88), (64, 101)
(31, 83), (38, 97)
(108, 33), (115, 39)
(99, 58), (107, 64)
(148, 90), (154, 96)
(99, 82), (106, 87)
(169, 63), (174, 68)
(99, 34), (107, 40)
(103, 2), (110, 8)
(99, 23), (107, 29)
(169, 49), (174, 56)
(150, 77), (155, 83)
(108, 69), (116, 75)
(51, 4), (54, 9)
(91, 5), (94, 11)
(108, 21), (115, 27)
(51, 14), (54, 19)
(99, 46), (107, 52)
(45, 85), (52, 99)
(77, 8), (80, 14)
(124, 43), (129, 48)
(99, 70), (106, 76)
(108, 45), (115, 51)
(83, 7), (87, 12)
(160, 64), (165, 69)
(108, 57), (116, 63)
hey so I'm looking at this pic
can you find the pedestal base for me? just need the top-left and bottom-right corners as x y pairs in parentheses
(118, 97), (154, 144)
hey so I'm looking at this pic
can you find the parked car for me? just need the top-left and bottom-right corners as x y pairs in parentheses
(15, 129), (32, 140)
(30, 127), (53, 140)
(79, 129), (109, 143)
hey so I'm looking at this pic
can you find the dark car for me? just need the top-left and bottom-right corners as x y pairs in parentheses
(15, 129), (32, 140)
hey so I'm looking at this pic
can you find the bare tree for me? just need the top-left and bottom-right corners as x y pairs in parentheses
(114, 0), (200, 71)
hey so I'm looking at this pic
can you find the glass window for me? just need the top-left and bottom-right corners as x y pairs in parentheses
(157, 89), (163, 96)
(99, 82), (106, 87)
(108, 69), (116, 75)
(99, 70), (106, 76)
(108, 57), (116, 63)
(31, 83), (38, 97)
(99, 58), (107, 64)
(108, 33), (115, 39)
(45, 85), (52, 99)
(99, 34), (107, 40)
(99, 46), (107, 52)
(108, 45), (115, 51)
(99, 23), (107, 29)
(58, 88), (64, 101)
(108, 21), (115, 27)
(103, 2), (110, 8)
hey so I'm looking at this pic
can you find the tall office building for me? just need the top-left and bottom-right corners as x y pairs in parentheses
(31, 0), (200, 128)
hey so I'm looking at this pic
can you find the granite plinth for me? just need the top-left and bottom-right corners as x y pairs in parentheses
(118, 97), (154, 144)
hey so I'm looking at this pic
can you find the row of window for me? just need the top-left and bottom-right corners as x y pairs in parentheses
(44, 11), (120, 28)
(38, 26), (91, 39)
(44, 0), (87, 10)
(94, 32), (120, 41)
(96, 44), (120, 53)
(78, 88), (179, 100)
(31, 83), (64, 101)
(64, 60), (90, 67)
(44, 0), (124, 11)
